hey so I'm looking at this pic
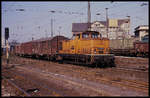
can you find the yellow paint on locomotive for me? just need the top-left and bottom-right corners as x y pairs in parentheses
(59, 31), (110, 55)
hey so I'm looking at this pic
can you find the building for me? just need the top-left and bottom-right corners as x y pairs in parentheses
(134, 25), (149, 41)
(72, 18), (130, 39)
(72, 23), (91, 35)
(91, 21), (107, 38)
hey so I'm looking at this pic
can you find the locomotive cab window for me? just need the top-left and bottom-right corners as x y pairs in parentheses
(91, 33), (99, 39)
(72, 35), (76, 40)
(72, 34), (80, 40)
(77, 34), (80, 39)
(91, 31), (101, 39)
(82, 33), (89, 38)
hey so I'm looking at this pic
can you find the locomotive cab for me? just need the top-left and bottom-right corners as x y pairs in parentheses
(60, 31), (110, 55)
(73, 31), (101, 40)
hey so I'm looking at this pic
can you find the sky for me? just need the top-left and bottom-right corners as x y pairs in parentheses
(1, 1), (149, 43)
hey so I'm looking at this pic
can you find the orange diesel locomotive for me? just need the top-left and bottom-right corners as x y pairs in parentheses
(59, 31), (115, 67)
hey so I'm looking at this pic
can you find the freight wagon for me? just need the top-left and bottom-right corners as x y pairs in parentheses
(134, 41), (149, 57)
(15, 36), (69, 60)
(110, 35), (149, 57)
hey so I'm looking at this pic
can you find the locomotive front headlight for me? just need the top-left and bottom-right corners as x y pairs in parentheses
(91, 48), (94, 54)
(97, 48), (104, 54)
(94, 49), (97, 54)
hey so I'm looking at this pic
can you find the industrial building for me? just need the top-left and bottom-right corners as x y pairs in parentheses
(134, 25), (149, 41)
(72, 18), (130, 39)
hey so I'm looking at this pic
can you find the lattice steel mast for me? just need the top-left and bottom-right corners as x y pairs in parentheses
(88, 1), (91, 31)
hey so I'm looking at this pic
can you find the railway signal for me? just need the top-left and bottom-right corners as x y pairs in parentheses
(5, 27), (9, 40)
(5, 27), (9, 64)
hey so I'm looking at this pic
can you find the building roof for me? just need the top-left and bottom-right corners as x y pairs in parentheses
(93, 21), (107, 26)
(92, 19), (130, 27)
(135, 25), (149, 31)
(72, 23), (92, 32)
(94, 19), (129, 27)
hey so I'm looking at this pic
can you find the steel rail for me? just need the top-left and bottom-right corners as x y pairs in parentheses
(38, 62), (148, 93)
(4, 56), (148, 95)
(13, 61), (148, 93)
(2, 76), (31, 96)
(116, 67), (148, 73)
(15, 66), (117, 96)
(16, 65), (148, 95)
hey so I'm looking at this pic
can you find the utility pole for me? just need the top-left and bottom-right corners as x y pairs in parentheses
(51, 18), (53, 37)
(45, 30), (48, 38)
(57, 26), (61, 53)
(88, 1), (91, 31)
(49, 11), (55, 55)
(59, 26), (61, 36)
(50, 10), (55, 38)
(57, 26), (60, 53)
(32, 34), (34, 41)
(105, 8), (109, 38)
(50, 18), (53, 54)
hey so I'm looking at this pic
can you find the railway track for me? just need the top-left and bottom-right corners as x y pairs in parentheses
(32, 61), (149, 93)
(2, 76), (31, 96)
(116, 67), (148, 73)
(115, 56), (148, 68)
(76, 70), (148, 93)
(11, 55), (148, 72)
(115, 56), (149, 59)
(21, 55), (148, 72)
(14, 66), (115, 96)
(5, 60), (148, 94)
(2, 55), (149, 96)
(2, 69), (64, 96)
(13, 65), (148, 96)
(2, 63), (148, 96)
(2, 67), (114, 96)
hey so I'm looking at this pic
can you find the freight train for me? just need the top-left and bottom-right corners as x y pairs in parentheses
(14, 31), (115, 67)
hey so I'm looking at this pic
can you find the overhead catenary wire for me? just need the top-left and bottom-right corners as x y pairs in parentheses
(11, 10), (84, 42)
